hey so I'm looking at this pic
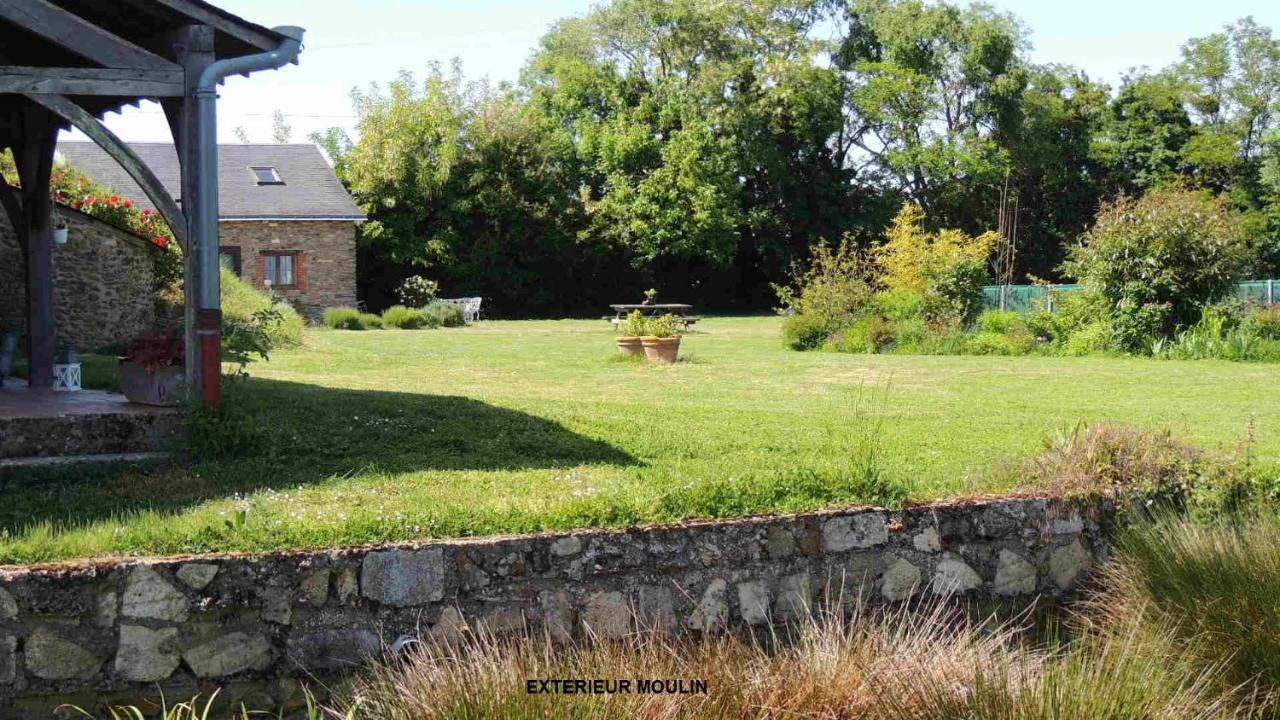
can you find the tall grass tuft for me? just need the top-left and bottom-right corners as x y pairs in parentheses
(1098, 511), (1280, 711)
(331, 598), (1246, 720)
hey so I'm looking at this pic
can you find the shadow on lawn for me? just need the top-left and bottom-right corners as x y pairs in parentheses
(0, 378), (637, 534)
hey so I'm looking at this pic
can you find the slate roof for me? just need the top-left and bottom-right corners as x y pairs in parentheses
(55, 142), (365, 221)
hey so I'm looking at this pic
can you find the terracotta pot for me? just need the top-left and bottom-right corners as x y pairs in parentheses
(120, 363), (186, 406)
(616, 336), (644, 357)
(641, 335), (681, 363)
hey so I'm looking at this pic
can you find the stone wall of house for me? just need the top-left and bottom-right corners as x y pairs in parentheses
(0, 496), (1111, 716)
(0, 209), (159, 351)
(218, 220), (357, 323)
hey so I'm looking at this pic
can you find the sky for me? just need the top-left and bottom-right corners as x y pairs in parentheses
(66, 0), (1280, 147)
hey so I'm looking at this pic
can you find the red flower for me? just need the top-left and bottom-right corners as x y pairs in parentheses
(70, 200), (81, 209)
(123, 199), (133, 209)
(153, 236), (168, 248)
(84, 195), (95, 204)
(141, 209), (151, 216)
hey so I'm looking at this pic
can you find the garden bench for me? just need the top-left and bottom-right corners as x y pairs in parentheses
(438, 297), (483, 322)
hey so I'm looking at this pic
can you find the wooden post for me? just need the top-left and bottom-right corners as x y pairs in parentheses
(15, 105), (57, 388)
(163, 25), (214, 400)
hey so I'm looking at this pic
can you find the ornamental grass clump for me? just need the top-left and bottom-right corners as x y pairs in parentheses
(1015, 422), (1201, 503)
(1093, 511), (1280, 714)
(332, 596), (1243, 720)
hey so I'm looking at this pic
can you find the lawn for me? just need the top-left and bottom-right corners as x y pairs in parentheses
(2, 315), (1278, 564)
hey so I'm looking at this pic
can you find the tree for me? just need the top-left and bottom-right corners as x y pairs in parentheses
(524, 0), (858, 305)
(233, 125), (251, 144)
(836, 0), (1028, 232)
(271, 109), (293, 143)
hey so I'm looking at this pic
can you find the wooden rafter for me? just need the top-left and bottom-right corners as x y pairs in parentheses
(0, 66), (184, 96)
(25, 94), (188, 250)
(0, 0), (180, 70)
(140, 0), (283, 53)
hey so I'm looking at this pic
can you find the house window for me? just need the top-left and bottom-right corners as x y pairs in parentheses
(219, 246), (241, 275)
(262, 252), (296, 287)
(251, 166), (284, 185)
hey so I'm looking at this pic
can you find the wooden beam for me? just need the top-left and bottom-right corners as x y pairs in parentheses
(165, 24), (215, 401)
(25, 93), (188, 251)
(143, 0), (282, 53)
(0, 0), (179, 70)
(14, 105), (57, 388)
(0, 66), (184, 96)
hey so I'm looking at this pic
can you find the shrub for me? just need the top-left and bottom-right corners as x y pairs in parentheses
(840, 315), (897, 354)
(964, 331), (1035, 356)
(875, 203), (995, 325)
(424, 301), (466, 328)
(782, 311), (838, 351)
(1244, 304), (1280, 340)
(872, 288), (924, 321)
(360, 312), (384, 329)
(1065, 320), (1114, 356)
(892, 318), (931, 352)
(221, 268), (303, 347)
(975, 309), (1027, 335)
(382, 305), (432, 329)
(1016, 422), (1201, 505)
(1062, 188), (1252, 351)
(397, 275), (439, 307)
(323, 307), (366, 330)
(775, 241), (873, 351)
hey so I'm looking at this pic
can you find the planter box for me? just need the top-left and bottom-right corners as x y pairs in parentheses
(120, 363), (186, 406)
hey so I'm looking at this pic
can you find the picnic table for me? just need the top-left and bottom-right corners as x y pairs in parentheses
(606, 303), (700, 329)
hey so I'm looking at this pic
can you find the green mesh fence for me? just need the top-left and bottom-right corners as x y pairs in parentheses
(981, 281), (1280, 313)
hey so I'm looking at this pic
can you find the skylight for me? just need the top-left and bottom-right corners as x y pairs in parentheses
(251, 166), (284, 185)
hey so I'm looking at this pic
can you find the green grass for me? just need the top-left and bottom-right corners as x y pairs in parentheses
(3, 316), (1280, 564)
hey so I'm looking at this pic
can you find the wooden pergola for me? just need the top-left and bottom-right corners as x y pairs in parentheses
(0, 0), (303, 406)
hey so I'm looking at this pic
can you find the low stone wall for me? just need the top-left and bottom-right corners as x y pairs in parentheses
(0, 208), (160, 351)
(0, 495), (1111, 717)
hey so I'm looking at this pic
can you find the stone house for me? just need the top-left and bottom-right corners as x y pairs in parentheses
(56, 142), (365, 322)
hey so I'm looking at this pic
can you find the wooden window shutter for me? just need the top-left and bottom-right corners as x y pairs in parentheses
(295, 252), (307, 290)
(256, 254), (266, 288)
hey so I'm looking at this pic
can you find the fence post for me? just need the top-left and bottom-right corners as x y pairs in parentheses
(1269, 279), (1275, 305)
(1047, 284), (1055, 314)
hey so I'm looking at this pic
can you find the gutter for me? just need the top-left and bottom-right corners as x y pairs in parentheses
(192, 26), (305, 405)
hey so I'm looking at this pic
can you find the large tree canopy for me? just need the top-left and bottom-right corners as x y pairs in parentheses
(320, 0), (1280, 316)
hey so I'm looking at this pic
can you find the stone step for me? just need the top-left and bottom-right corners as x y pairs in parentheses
(0, 451), (169, 470)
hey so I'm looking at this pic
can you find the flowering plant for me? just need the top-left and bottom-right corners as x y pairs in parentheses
(123, 329), (185, 373)
(50, 167), (174, 249)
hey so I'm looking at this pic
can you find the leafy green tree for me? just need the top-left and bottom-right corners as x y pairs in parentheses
(836, 0), (1027, 230)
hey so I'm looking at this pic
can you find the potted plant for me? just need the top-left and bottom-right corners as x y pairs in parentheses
(641, 288), (658, 306)
(52, 219), (69, 245)
(120, 329), (186, 406)
(52, 345), (81, 391)
(615, 309), (647, 356)
(641, 314), (682, 363)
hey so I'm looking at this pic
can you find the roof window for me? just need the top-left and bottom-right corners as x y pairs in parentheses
(251, 166), (284, 185)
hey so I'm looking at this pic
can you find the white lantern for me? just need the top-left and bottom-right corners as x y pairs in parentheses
(52, 226), (69, 245)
